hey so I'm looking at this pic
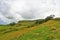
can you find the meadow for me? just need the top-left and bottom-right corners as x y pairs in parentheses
(0, 18), (60, 40)
(17, 20), (60, 40)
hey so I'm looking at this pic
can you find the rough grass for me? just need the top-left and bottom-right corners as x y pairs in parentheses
(13, 20), (60, 40)
(0, 20), (35, 40)
(0, 20), (60, 40)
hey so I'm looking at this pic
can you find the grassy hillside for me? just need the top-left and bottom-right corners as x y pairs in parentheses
(0, 20), (36, 40)
(0, 19), (60, 40)
(12, 20), (60, 40)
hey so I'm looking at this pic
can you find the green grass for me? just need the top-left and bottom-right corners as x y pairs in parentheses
(13, 20), (60, 40)
(18, 27), (59, 40)
(0, 20), (35, 36)
(0, 19), (60, 40)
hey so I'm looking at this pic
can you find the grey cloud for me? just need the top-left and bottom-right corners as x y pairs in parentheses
(0, 0), (60, 24)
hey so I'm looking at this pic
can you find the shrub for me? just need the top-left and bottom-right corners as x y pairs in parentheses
(45, 15), (55, 22)
(9, 22), (16, 26)
(35, 19), (45, 25)
(35, 15), (55, 25)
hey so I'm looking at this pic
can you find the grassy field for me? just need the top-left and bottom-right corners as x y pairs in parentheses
(0, 19), (60, 40)
(0, 20), (36, 40)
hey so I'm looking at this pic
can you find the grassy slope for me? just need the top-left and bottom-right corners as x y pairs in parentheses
(0, 20), (36, 40)
(15, 20), (60, 40)
(0, 20), (60, 40)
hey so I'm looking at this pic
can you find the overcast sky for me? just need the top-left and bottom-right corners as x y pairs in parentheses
(0, 0), (60, 24)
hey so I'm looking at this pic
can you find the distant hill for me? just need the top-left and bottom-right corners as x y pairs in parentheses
(54, 18), (60, 21)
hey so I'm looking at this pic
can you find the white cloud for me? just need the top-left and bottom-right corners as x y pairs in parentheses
(0, 0), (60, 24)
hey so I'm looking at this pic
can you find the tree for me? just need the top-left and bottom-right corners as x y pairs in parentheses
(45, 15), (55, 22)
(9, 22), (16, 26)
(35, 19), (45, 25)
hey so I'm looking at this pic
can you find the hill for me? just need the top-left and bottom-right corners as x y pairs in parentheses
(11, 20), (60, 40)
(17, 20), (60, 40)
(0, 19), (60, 40)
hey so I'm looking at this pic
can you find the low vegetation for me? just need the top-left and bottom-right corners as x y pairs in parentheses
(0, 15), (60, 40)
(12, 20), (60, 40)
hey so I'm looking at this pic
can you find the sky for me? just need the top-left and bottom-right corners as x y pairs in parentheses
(0, 0), (60, 24)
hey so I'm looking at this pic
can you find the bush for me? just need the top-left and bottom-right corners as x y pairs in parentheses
(9, 22), (16, 26)
(45, 15), (55, 22)
(35, 15), (55, 25)
(35, 20), (45, 25)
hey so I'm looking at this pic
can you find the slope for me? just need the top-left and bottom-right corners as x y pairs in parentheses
(0, 20), (60, 40)
(13, 20), (60, 40)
